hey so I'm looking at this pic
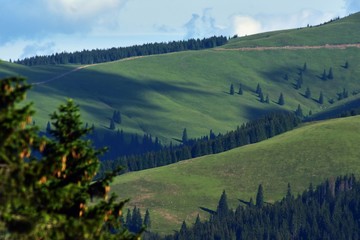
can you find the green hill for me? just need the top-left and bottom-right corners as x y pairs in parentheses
(0, 13), (360, 143)
(224, 12), (360, 48)
(111, 115), (360, 234)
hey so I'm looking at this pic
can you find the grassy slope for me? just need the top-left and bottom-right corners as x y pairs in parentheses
(224, 12), (360, 48)
(111, 116), (360, 234)
(0, 13), (360, 142)
(1, 47), (360, 142)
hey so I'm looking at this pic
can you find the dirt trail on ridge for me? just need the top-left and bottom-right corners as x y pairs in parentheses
(32, 56), (144, 86)
(32, 44), (360, 85)
(215, 43), (360, 52)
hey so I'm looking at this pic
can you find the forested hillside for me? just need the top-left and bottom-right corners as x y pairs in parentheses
(14, 36), (228, 66)
(155, 175), (360, 239)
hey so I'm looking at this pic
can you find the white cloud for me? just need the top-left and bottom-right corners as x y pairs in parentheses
(232, 16), (263, 37)
(184, 9), (227, 39)
(232, 9), (340, 37)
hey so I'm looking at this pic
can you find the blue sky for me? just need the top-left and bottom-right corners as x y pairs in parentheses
(0, 0), (359, 61)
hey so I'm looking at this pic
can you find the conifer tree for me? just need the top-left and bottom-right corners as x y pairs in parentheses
(303, 62), (307, 72)
(305, 87), (311, 99)
(0, 77), (139, 239)
(278, 93), (285, 105)
(322, 69), (327, 80)
(238, 84), (243, 95)
(46, 121), (51, 133)
(295, 104), (303, 118)
(217, 190), (229, 216)
(265, 94), (270, 104)
(110, 118), (116, 130)
(319, 91), (324, 104)
(344, 61), (349, 69)
(256, 83), (262, 95)
(230, 84), (235, 95)
(284, 74), (289, 81)
(259, 92), (265, 103)
(143, 209), (151, 229)
(256, 184), (264, 208)
(182, 128), (188, 144)
(328, 67), (333, 79)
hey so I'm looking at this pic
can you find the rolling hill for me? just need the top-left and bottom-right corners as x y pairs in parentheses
(0, 10), (359, 237)
(111, 115), (360, 234)
(0, 13), (360, 143)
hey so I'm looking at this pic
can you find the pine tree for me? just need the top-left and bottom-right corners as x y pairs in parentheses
(143, 209), (151, 229)
(256, 184), (264, 208)
(278, 93), (285, 105)
(303, 62), (307, 72)
(344, 61), (349, 69)
(265, 94), (270, 104)
(217, 190), (229, 217)
(319, 91), (324, 104)
(305, 87), (311, 99)
(284, 74), (289, 81)
(327, 67), (333, 79)
(182, 128), (188, 144)
(322, 69), (327, 80)
(259, 92), (265, 102)
(46, 121), (51, 133)
(238, 84), (243, 95)
(256, 83), (262, 95)
(110, 118), (116, 130)
(230, 84), (235, 95)
(131, 207), (143, 233)
(112, 110), (122, 124)
(0, 77), (139, 239)
(295, 104), (303, 118)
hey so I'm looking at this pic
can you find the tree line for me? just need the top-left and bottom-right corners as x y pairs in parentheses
(98, 112), (300, 177)
(14, 36), (228, 66)
(145, 175), (360, 240)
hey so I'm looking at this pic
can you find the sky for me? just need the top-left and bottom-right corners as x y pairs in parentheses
(0, 0), (359, 61)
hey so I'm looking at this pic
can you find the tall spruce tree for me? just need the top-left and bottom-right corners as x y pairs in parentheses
(230, 84), (235, 95)
(322, 69), (327, 80)
(328, 67), (334, 79)
(278, 93), (285, 105)
(303, 62), (307, 72)
(256, 184), (264, 208)
(305, 87), (311, 99)
(238, 84), (243, 95)
(182, 128), (188, 144)
(295, 104), (303, 118)
(319, 91), (324, 104)
(143, 209), (151, 229)
(217, 190), (229, 216)
(0, 77), (139, 239)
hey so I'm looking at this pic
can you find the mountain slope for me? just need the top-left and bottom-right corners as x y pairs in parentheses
(0, 13), (360, 142)
(111, 115), (360, 234)
(224, 12), (360, 48)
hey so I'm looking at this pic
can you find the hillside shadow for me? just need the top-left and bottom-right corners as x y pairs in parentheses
(243, 105), (285, 120)
(30, 66), (213, 120)
(199, 207), (216, 215)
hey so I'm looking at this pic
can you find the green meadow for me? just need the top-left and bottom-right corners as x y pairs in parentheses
(111, 116), (360, 234)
